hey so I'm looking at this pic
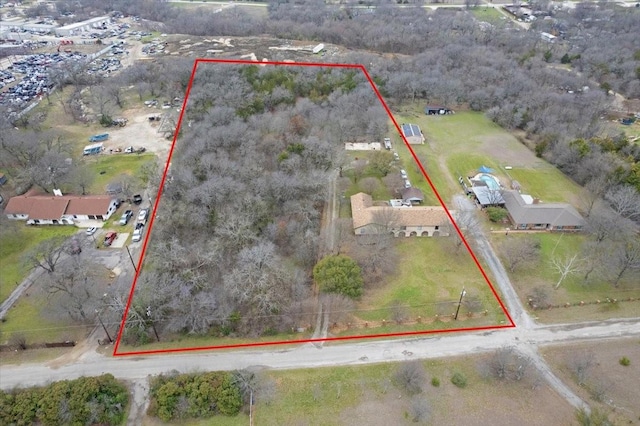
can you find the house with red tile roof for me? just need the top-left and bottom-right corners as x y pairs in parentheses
(4, 194), (118, 225)
(351, 192), (452, 237)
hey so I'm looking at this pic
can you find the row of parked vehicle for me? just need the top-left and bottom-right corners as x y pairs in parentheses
(86, 57), (122, 77)
(84, 196), (148, 247)
(0, 52), (87, 109)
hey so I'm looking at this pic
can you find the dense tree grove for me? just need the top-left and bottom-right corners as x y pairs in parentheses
(147, 372), (242, 422)
(124, 65), (386, 341)
(0, 374), (128, 425)
(55, 0), (639, 205)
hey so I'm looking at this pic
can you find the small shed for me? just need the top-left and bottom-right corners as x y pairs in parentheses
(401, 124), (425, 145)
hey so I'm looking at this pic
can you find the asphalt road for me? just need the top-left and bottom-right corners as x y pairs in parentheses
(1, 318), (638, 391)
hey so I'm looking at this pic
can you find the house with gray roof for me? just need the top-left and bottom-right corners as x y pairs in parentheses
(401, 123), (425, 145)
(501, 190), (585, 231)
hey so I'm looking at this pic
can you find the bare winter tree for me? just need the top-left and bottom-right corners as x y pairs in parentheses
(569, 352), (595, 386)
(605, 184), (640, 223)
(22, 236), (69, 274)
(448, 209), (481, 253)
(233, 369), (277, 408)
(500, 237), (541, 273)
(321, 293), (354, 325)
(45, 257), (102, 322)
(394, 361), (427, 395)
(606, 236), (640, 287)
(527, 286), (551, 309)
(551, 254), (582, 289)
(483, 346), (532, 382)
(359, 177), (380, 195)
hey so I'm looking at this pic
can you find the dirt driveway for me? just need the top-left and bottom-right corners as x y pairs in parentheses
(99, 108), (175, 164)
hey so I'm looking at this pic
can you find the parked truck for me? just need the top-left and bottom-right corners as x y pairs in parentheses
(83, 143), (104, 155)
(88, 133), (109, 142)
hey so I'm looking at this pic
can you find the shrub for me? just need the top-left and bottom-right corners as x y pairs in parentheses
(451, 372), (467, 388)
(486, 207), (508, 223)
(408, 396), (430, 423)
(619, 356), (630, 366)
(431, 377), (440, 387)
(394, 361), (426, 395)
(313, 254), (364, 299)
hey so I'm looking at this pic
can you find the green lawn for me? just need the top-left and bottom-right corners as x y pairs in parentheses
(447, 152), (501, 181)
(0, 225), (78, 304)
(0, 293), (88, 345)
(391, 106), (585, 206)
(356, 238), (504, 323)
(469, 7), (507, 25)
(85, 153), (156, 195)
(493, 232), (640, 322)
(505, 166), (583, 203)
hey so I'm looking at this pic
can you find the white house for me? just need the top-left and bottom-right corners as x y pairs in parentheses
(5, 193), (118, 225)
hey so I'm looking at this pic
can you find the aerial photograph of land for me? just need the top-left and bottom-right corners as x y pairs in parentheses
(0, 0), (638, 425)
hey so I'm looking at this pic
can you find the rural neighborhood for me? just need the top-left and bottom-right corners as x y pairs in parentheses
(1, 0), (639, 425)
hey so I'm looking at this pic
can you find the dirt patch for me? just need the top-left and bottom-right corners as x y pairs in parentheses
(99, 107), (174, 163)
(476, 134), (546, 168)
(339, 391), (409, 425)
(541, 338), (640, 425)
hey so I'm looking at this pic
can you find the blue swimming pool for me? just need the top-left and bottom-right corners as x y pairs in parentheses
(479, 174), (500, 190)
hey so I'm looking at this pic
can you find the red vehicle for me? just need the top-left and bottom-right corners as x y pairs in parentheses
(103, 231), (117, 247)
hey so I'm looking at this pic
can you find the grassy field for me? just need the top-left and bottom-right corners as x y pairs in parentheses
(85, 153), (156, 195)
(504, 166), (583, 203)
(492, 232), (640, 322)
(169, 1), (268, 18)
(542, 339), (640, 426)
(356, 238), (505, 324)
(390, 106), (582, 206)
(0, 294), (89, 346)
(0, 225), (78, 304)
(141, 353), (576, 425)
(469, 7), (508, 25)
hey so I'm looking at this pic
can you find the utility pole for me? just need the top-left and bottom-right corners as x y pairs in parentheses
(95, 309), (113, 343)
(249, 388), (253, 426)
(454, 287), (466, 320)
(125, 245), (138, 272)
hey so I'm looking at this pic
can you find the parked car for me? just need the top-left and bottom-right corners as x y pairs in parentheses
(135, 222), (144, 230)
(103, 231), (117, 246)
(86, 226), (97, 236)
(131, 228), (142, 242)
(400, 169), (408, 179)
(132, 194), (143, 205)
(404, 179), (412, 188)
(119, 209), (133, 225)
(137, 208), (148, 222)
(124, 146), (134, 153)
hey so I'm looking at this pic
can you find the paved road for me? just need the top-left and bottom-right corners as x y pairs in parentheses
(1, 318), (638, 391)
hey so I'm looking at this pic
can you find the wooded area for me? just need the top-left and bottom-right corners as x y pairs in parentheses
(120, 65), (387, 342)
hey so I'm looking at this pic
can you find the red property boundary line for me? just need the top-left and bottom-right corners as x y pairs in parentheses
(113, 59), (516, 357)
